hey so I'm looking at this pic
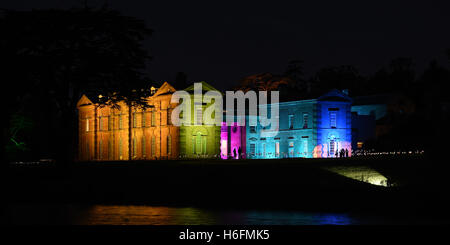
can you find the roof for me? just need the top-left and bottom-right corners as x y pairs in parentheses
(317, 89), (353, 102)
(184, 81), (220, 93)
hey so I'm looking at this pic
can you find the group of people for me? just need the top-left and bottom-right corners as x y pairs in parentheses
(335, 148), (349, 158)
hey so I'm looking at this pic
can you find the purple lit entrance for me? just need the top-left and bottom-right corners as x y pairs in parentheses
(220, 122), (246, 159)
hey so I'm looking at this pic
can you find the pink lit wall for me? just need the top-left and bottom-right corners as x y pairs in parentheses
(220, 122), (246, 159)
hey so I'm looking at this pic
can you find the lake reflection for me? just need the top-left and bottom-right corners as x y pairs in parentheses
(9, 204), (433, 225)
(76, 205), (355, 225)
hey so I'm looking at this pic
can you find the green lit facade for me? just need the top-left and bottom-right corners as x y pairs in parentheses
(179, 82), (221, 158)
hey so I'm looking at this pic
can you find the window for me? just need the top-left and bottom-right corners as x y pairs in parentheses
(99, 117), (104, 131)
(330, 139), (336, 157)
(196, 132), (203, 154)
(167, 136), (172, 155)
(108, 116), (113, 131)
(151, 111), (156, 126)
(250, 126), (256, 133)
(151, 136), (156, 156)
(262, 143), (266, 157)
(330, 112), (337, 128)
(303, 139), (308, 155)
(142, 137), (146, 156)
(119, 115), (123, 129)
(108, 140), (113, 159)
(203, 137), (206, 154)
(196, 108), (202, 125)
(275, 142), (280, 156)
(289, 115), (294, 129)
(303, 113), (308, 129)
(357, 141), (364, 149)
(86, 119), (89, 132)
(133, 138), (137, 157)
(142, 112), (146, 127)
(119, 137), (123, 158)
(133, 113), (137, 128)
(167, 110), (171, 125)
(250, 144), (256, 156)
(99, 139), (103, 158)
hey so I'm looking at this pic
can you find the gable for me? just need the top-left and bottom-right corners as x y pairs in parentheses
(153, 81), (176, 97)
(184, 81), (219, 93)
(318, 89), (352, 102)
(76, 94), (94, 108)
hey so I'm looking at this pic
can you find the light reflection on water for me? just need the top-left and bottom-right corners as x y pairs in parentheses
(77, 205), (356, 225)
(9, 204), (431, 225)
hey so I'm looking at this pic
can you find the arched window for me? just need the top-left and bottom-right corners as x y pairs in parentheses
(196, 132), (203, 154)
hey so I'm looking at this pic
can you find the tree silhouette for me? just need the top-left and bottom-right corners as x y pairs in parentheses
(312, 65), (366, 96)
(0, 7), (153, 163)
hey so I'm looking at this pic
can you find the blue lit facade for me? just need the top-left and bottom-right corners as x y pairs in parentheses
(245, 90), (352, 159)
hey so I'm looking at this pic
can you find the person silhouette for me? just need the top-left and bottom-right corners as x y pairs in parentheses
(238, 147), (242, 159)
(345, 148), (349, 157)
(233, 148), (237, 159)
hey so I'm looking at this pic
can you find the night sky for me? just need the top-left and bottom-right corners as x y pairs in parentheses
(3, 0), (450, 90)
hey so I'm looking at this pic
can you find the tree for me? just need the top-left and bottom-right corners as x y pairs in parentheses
(312, 65), (366, 96)
(0, 7), (153, 163)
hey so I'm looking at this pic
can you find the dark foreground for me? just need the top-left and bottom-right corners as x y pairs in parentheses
(2, 155), (450, 224)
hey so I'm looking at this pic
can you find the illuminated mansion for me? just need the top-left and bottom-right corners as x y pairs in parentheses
(77, 82), (354, 161)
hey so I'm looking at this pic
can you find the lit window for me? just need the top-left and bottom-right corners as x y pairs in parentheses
(108, 140), (113, 159)
(275, 142), (280, 156)
(99, 139), (103, 158)
(119, 138), (123, 158)
(133, 113), (137, 128)
(330, 112), (337, 128)
(142, 137), (146, 156)
(108, 116), (113, 131)
(250, 144), (256, 156)
(86, 119), (89, 132)
(133, 138), (137, 157)
(330, 139), (336, 156)
(167, 110), (171, 125)
(289, 115), (294, 129)
(196, 108), (202, 125)
(263, 143), (266, 157)
(99, 117), (103, 131)
(250, 126), (256, 133)
(142, 112), (146, 127)
(303, 139), (308, 155)
(151, 136), (156, 156)
(119, 115), (123, 129)
(167, 136), (172, 155)
(151, 111), (156, 126)
(303, 113), (308, 129)
(357, 141), (364, 149)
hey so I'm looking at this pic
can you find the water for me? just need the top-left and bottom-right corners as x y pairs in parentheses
(5, 204), (443, 225)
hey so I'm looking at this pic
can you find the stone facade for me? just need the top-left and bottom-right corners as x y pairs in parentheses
(245, 90), (352, 159)
(76, 82), (179, 161)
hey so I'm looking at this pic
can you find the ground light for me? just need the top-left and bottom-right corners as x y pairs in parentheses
(323, 166), (389, 187)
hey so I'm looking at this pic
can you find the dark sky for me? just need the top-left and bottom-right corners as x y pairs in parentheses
(3, 0), (450, 90)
